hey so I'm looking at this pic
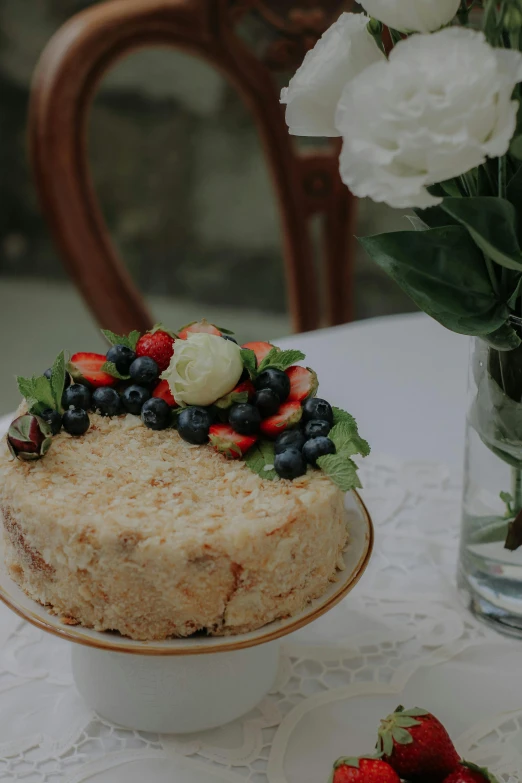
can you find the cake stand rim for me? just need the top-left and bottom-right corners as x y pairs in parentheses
(0, 490), (374, 656)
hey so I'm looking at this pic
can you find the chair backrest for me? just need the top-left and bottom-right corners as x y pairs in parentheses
(29, 0), (355, 335)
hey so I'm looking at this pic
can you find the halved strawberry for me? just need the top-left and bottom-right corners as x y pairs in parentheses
(241, 341), (275, 365)
(69, 352), (118, 388)
(178, 319), (222, 340)
(260, 401), (302, 439)
(136, 329), (174, 372)
(152, 379), (178, 407)
(209, 424), (257, 459)
(286, 366), (318, 402)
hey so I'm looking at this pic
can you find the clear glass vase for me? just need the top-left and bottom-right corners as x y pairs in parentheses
(458, 324), (522, 636)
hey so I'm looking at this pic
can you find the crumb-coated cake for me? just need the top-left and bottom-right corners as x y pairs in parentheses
(0, 320), (370, 640)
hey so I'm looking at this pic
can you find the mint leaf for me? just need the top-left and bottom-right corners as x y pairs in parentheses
(101, 361), (130, 380)
(32, 376), (56, 410)
(17, 376), (36, 402)
(258, 348), (304, 373)
(17, 375), (56, 414)
(240, 348), (258, 378)
(331, 408), (370, 457)
(50, 351), (66, 412)
(316, 453), (362, 492)
(244, 440), (278, 480)
(101, 329), (141, 350)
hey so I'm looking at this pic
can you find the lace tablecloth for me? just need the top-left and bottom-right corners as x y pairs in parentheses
(0, 447), (520, 783)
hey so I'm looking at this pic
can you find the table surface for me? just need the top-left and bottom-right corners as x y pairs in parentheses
(0, 313), (519, 783)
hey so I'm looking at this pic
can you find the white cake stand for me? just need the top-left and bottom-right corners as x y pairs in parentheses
(0, 491), (373, 733)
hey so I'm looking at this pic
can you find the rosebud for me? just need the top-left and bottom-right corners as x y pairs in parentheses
(7, 414), (53, 461)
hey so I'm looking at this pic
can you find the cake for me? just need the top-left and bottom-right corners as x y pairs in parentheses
(0, 320), (369, 640)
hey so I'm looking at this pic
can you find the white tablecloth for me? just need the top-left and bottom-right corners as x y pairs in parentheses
(0, 313), (520, 783)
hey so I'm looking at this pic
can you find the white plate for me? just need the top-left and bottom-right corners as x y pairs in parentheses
(0, 491), (373, 656)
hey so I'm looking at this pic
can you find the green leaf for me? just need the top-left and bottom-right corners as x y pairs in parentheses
(50, 351), (66, 412)
(258, 348), (305, 373)
(441, 197), (522, 272)
(392, 717), (421, 728)
(414, 205), (459, 230)
(101, 361), (130, 380)
(17, 376), (36, 402)
(380, 731), (394, 758)
(240, 348), (258, 378)
(508, 164), (522, 215)
(391, 727), (413, 744)
(213, 325), (235, 335)
(508, 275), (522, 309)
(510, 134), (522, 160)
(17, 375), (56, 413)
(406, 215), (429, 231)
(333, 757), (360, 769)
(101, 329), (141, 350)
(461, 761), (500, 783)
(214, 391), (249, 410)
(400, 707), (429, 717)
(316, 453), (361, 492)
(439, 178), (463, 198)
(360, 226), (509, 337)
(331, 409), (371, 457)
(244, 440), (278, 480)
(483, 323), (522, 351)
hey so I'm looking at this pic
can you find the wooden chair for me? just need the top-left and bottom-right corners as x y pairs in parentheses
(29, 0), (356, 335)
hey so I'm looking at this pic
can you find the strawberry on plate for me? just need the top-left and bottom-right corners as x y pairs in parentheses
(377, 706), (460, 782)
(286, 365), (318, 402)
(442, 763), (499, 783)
(69, 353), (118, 388)
(178, 319), (222, 340)
(136, 328), (174, 372)
(209, 424), (257, 459)
(241, 341), (275, 365)
(260, 401), (302, 438)
(152, 379), (178, 407)
(332, 757), (400, 783)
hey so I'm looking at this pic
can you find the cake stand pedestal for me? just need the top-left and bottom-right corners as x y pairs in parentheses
(0, 492), (373, 734)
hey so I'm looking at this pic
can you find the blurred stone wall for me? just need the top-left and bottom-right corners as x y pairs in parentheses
(0, 0), (414, 321)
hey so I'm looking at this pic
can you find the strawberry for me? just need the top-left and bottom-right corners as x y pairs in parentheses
(178, 319), (222, 340)
(69, 352), (118, 388)
(241, 341), (275, 365)
(377, 706), (460, 782)
(442, 762), (499, 783)
(286, 365), (318, 402)
(136, 329), (174, 372)
(209, 424), (257, 459)
(152, 379), (178, 407)
(332, 757), (400, 783)
(260, 401), (302, 438)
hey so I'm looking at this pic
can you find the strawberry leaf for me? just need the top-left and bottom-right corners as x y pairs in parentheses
(391, 727), (413, 744)
(50, 351), (66, 413)
(244, 439), (278, 480)
(462, 762), (500, 783)
(400, 708), (429, 717)
(258, 348), (305, 374)
(214, 391), (249, 410)
(101, 361), (130, 381)
(333, 757), (360, 769)
(393, 717), (422, 728)
(381, 731), (394, 757)
(101, 329), (141, 350)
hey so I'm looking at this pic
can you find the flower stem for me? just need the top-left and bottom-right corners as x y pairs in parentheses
(499, 156), (508, 199)
(512, 466), (522, 513)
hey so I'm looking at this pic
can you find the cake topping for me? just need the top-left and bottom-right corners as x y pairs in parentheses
(9, 319), (370, 492)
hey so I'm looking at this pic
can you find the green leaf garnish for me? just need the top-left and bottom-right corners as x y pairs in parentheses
(17, 374), (56, 416)
(214, 391), (249, 410)
(258, 348), (305, 373)
(214, 325), (235, 335)
(101, 329), (141, 350)
(101, 361), (130, 380)
(331, 410), (371, 457)
(315, 408), (370, 492)
(50, 351), (66, 413)
(244, 440), (278, 480)
(316, 453), (362, 492)
(240, 348), (258, 378)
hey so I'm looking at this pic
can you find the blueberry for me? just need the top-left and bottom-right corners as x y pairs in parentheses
(141, 398), (171, 430)
(254, 388), (280, 418)
(63, 408), (90, 436)
(304, 419), (331, 439)
(106, 344), (136, 375)
(177, 406), (212, 444)
(41, 408), (62, 435)
(129, 356), (159, 386)
(254, 368), (290, 403)
(274, 429), (306, 455)
(274, 448), (306, 480)
(63, 384), (92, 411)
(228, 403), (261, 435)
(44, 368), (71, 390)
(92, 387), (122, 417)
(302, 436), (336, 467)
(301, 397), (333, 425)
(121, 384), (151, 415)
(222, 335), (238, 344)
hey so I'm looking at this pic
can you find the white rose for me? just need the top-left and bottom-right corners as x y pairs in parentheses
(280, 12), (385, 137)
(163, 333), (243, 407)
(359, 0), (460, 33)
(336, 28), (522, 209)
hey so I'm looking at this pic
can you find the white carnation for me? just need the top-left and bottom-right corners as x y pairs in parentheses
(163, 333), (243, 407)
(359, 0), (460, 33)
(280, 12), (385, 137)
(336, 28), (522, 209)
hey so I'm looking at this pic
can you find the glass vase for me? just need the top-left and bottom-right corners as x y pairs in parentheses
(458, 325), (522, 636)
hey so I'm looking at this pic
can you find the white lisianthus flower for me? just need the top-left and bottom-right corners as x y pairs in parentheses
(359, 0), (460, 33)
(280, 12), (385, 137)
(163, 333), (243, 407)
(336, 28), (522, 209)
